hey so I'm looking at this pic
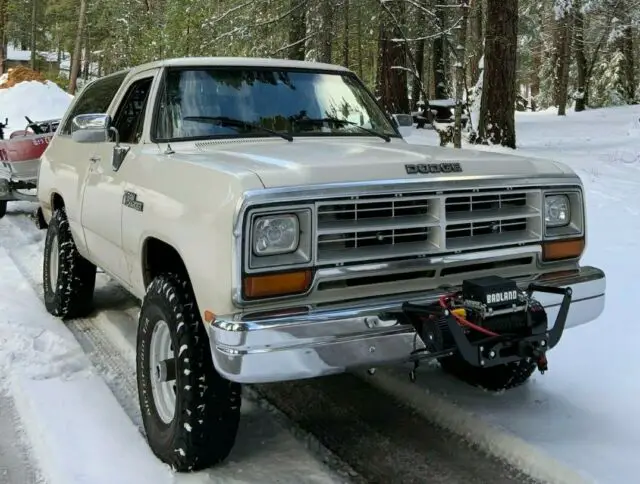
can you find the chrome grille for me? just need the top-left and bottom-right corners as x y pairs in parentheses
(315, 189), (542, 265)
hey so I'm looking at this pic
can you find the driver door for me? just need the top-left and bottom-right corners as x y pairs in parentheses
(80, 72), (157, 288)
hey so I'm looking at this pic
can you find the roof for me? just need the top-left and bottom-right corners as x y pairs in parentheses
(129, 56), (352, 76)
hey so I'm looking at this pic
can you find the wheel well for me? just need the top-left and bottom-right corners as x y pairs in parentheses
(142, 238), (189, 288)
(51, 193), (64, 211)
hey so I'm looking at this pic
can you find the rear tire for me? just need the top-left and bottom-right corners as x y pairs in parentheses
(438, 355), (537, 391)
(137, 273), (241, 472)
(43, 207), (96, 318)
(0, 200), (7, 219)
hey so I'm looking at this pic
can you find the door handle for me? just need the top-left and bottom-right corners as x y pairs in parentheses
(90, 155), (100, 163)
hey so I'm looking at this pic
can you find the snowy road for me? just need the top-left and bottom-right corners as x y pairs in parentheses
(0, 393), (42, 484)
(0, 202), (534, 484)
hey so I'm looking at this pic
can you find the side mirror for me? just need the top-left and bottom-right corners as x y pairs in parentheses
(392, 113), (414, 127)
(391, 113), (414, 138)
(71, 113), (111, 143)
(111, 126), (130, 172)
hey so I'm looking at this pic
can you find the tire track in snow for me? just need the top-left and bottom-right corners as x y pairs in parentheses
(0, 209), (145, 430)
(66, 316), (144, 430)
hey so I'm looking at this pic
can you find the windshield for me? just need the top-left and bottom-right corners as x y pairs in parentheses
(153, 67), (399, 142)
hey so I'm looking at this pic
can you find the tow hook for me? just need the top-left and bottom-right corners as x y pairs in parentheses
(536, 353), (548, 374)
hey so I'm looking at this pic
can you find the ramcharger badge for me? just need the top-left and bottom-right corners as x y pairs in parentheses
(486, 290), (518, 305)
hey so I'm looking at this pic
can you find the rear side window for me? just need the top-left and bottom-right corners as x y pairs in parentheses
(60, 72), (128, 135)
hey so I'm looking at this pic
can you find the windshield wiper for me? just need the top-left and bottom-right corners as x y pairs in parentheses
(182, 116), (293, 142)
(293, 116), (391, 142)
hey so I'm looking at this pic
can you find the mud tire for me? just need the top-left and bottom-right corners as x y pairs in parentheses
(137, 273), (242, 472)
(43, 207), (96, 318)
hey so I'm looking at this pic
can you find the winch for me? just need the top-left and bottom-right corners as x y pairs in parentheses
(391, 275), (573, 382)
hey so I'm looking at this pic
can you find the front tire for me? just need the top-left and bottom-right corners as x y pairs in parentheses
(43, 207), (96, 318)
(137, 274), (241, 472)
(438, 355), (537, 392)
(0, 200), (7, 219)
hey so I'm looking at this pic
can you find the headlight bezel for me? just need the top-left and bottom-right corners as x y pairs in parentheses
(244, 205), (314, 272)
(543, 188), (584, 240)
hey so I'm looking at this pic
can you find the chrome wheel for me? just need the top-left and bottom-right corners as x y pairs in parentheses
(149, 319), (176, 424)
(49, 234), (59, 291)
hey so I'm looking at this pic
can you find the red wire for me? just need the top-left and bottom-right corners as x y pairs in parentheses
(439, 295), (500, 337)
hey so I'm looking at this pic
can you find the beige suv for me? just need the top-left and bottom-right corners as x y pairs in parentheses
(36, 57), (605, 472)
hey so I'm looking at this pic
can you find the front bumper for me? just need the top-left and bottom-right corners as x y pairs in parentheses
(207, 266), (605, 384)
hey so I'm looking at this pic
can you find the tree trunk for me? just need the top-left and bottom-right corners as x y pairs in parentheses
(411, 39), (425, 109)
(0, 0), (7, 75)
(82, 47), (90, 81)
(432, 7), (447, 99)
(454, 1), (470, 149)
(621, 26), (634, 102)
(468, 0), (483, 87)
(376, 2), (409, 114)
(478, 0), (518, 148)
(288, 0), (306, 60)
(318, 0), (333, 63)
(342, 0), (349, 67)
(356, 1), (363, 78)
(555, 9), (571, 116)
(410, 0), (427, 109)
(68, 0), (87, 95)
(574, 0), (587, 112)
(30, 0), (37, 70)
(530, 47), (541, 107)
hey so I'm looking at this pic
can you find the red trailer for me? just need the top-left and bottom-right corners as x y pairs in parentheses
(0, 116), (59, 219)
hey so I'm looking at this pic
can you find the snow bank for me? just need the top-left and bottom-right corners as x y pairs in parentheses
(0, 80), (72, 135)
(0, 248), (175, 484)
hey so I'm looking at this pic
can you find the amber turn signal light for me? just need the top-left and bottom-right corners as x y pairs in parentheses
(542, 238), (585, 261)
(243, 270), (313, 299)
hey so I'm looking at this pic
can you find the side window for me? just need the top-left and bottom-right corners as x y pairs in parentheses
(111, 77), (154, 144)
(61, 72), (127, 135)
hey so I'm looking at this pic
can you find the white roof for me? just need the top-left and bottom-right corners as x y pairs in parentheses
(129, 56), (352, 76)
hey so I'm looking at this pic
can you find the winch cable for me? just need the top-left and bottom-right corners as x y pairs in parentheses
(438, 295), (501, 338)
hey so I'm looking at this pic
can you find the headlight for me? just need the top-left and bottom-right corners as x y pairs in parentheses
(245, 207), (313, 271)
(545, 194), (570, 227)
(253, 214), (299, 255)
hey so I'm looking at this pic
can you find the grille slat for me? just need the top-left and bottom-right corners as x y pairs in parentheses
(317, 214), (440, 235)
(446, 205), (539, 224)
(315, 189), (542, 265)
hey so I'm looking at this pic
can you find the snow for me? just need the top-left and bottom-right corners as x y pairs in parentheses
(6, 43), (59, 63)
(0, 80), (72, 135)
(0, 248), (176, 484)
(395, 103), (640, 484)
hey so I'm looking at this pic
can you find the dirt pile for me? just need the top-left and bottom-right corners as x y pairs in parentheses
(0, 66), (47, 89)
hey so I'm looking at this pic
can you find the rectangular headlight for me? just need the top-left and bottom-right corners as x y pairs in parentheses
(543, 190), (584, 239)
(252, 214), (300, 255)
(246, 207), (313, 271)
(545, 194), (570, 227)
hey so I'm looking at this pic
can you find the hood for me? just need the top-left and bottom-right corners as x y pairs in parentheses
(168, 137), (577, 189)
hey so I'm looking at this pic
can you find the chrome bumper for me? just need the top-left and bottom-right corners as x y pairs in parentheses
(207, 266), (605, 384)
